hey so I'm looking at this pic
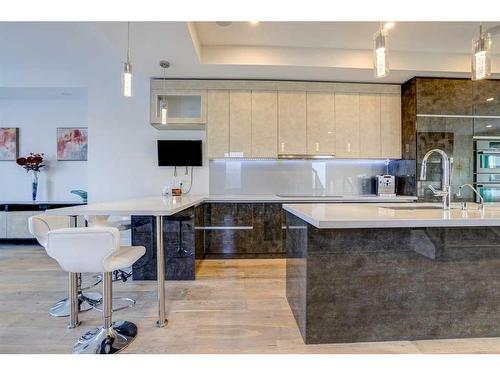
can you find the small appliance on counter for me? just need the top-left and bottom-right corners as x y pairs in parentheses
(376, 175), (396, 197)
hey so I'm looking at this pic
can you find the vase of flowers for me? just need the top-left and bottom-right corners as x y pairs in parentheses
(16, 153), (45, 201)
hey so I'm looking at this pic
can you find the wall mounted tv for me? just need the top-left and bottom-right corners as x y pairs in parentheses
(157, 140), (203, 166)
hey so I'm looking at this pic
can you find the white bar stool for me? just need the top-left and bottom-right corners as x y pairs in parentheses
(28, 215), (102, 317)
(47, 226), (145, 354)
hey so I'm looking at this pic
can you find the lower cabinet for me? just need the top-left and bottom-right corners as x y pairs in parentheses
(131, 202), (286, 280)
(0, 212), (6, 238)
(200, 203), (285, 258)
(131, 207), (196, 281)
(5, 211), (38, 239)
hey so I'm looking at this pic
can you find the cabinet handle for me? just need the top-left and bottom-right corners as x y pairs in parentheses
(281, 142), (285, 152)
(347, 142), (351, 153)
(315, 142), (319, 152)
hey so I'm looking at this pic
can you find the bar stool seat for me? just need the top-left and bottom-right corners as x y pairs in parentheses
(47, 226), (145, 354)
(28, 214), (102, 316)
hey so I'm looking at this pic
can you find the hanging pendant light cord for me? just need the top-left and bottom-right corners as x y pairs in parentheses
(127, 22), (131, 63)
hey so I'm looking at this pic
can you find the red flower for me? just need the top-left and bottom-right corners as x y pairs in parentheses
(16, 157), (27, 166)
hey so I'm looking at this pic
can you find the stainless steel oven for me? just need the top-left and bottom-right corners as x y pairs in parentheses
(476, 140), (500, 174)
(475, 140), (500, 203)
(475, 174), (500, 203)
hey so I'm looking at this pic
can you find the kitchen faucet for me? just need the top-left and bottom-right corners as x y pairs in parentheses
(457, 184), (484, 211)
(420, 149), (453, 210)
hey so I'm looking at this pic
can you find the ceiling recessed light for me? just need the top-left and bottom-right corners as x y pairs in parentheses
(486, 124), (493, 128)
(383, 22), (395, 30)
(249, 21), (259, 25)
(487, 97), (495, 101)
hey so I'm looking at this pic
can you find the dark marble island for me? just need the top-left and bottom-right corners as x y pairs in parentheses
(284, 202), (500, 344)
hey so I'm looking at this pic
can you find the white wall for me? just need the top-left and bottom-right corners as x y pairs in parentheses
(0, 25), (210, 204)
(86, 73), (209, 203)
(0, 93), (89, 201)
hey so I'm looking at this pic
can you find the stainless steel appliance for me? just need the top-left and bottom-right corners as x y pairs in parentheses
(475, 140), (500, 202)
(376, 175), (396, 197)
(476, 140), (500, 174)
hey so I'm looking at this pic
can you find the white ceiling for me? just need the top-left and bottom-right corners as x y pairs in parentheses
(0, 21), (499, 86)
(196, 21), (500, 54)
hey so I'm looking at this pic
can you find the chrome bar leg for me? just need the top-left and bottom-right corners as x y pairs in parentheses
(156, 216), (167, 328)
(103, 272), (113, 329)
(68, 272), (80, 328)
(73, 271), (138, 354)
(68, 215), (80, 329)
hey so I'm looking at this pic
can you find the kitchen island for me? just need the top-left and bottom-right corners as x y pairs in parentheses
(283, 202), (500, 344)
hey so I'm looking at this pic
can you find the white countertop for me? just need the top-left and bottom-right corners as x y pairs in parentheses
(282, 202), (500, 228)
(46, 195), (206, 216)
(204, 194), (417, 203)
(45, 194), (417, 216)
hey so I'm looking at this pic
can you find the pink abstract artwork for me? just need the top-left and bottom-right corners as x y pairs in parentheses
(57, 127), (88, 161)
(0, 128), (18, 161)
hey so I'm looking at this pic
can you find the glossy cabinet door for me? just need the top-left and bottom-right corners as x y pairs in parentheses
(0, 212), (6, 238)
(207, 90), (230, 159)
(5, 212), (37, 239)
(381, 93), (402, 158)
(473, 80), (500, 116)
(416, 78), (472, 115)
(335, 93), (360, 158)
(278, 91), (307, 155)
(252, 91), (278, 158)
(359, 94), (381, 158)
(229, 90), (252, 157)
(306, 92), (335, 155)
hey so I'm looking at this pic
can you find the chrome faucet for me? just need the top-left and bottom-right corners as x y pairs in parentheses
(457, 184), (484, 211)
(420, 149), (453, 210)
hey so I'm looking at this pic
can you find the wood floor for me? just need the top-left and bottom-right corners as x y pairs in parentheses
(1, 244), (500, 354)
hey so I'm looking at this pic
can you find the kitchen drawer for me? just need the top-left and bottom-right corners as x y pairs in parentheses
(0, 212), (6, 238)
(5, 211), (38, 239)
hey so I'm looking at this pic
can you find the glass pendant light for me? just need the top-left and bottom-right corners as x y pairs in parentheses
(159, 60), (170, 125)
(373, 22), (389, 78)
(123, 22), (133, 97)
(472, 23), (492, 81)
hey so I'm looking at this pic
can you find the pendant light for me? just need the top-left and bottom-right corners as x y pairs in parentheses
(472, 23), (492, 80)
(123, 22), (133, 97)
(159, 60), (171, 125)
(373, 22), (389, 78)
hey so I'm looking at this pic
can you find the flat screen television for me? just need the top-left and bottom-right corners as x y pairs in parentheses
(157, 140), (203, 166)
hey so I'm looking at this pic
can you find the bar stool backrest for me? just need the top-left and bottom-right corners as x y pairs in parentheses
(28, 215), (69, 248)
(47, 227), (120, 273)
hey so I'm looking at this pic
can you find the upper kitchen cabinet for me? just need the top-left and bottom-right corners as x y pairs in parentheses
(306, 92), (335, 155)
(150, 88), (207, 129)
(381, 93), (402, 159)
(278, 91), (307, 155)
(359, 94), (381, 158)
(473, 79), (500, 116)
(335, 93), (360, 158)
(416, 78), (472, 115)
(252, 91), (278, 158)
(207, 90), (230, 159)
(229, 90), (252, 157)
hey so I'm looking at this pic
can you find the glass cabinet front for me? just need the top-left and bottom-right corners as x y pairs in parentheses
(150, 89), (206, 128)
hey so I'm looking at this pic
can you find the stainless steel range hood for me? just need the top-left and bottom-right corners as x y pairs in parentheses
(278, 154), (335, 160)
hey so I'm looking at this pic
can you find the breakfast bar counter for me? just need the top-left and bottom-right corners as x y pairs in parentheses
(283, 202), (500, 344)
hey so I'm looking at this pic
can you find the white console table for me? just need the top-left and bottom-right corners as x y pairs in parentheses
(0, 202), (84, 240)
